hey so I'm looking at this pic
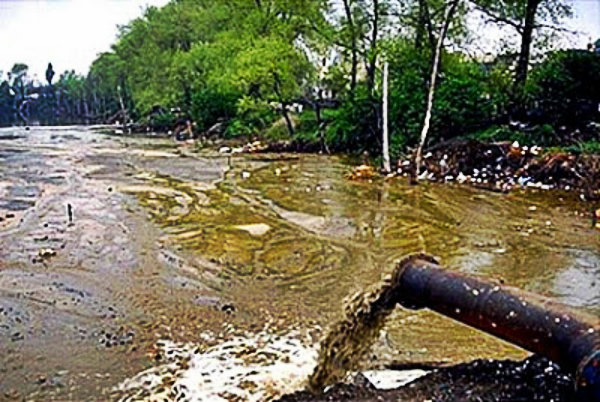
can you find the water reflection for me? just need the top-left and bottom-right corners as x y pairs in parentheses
(554, 249), (600, 313)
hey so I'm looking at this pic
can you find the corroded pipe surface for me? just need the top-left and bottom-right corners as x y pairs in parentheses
(393, 255), (600, 401)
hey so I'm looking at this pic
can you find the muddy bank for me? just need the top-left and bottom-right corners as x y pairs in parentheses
(395, 140), (600, 197)
(278, 355), (573, 402)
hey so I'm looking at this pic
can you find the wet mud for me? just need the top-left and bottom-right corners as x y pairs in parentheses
(278, 356), (574, 402)
(0, 127), (598, 401)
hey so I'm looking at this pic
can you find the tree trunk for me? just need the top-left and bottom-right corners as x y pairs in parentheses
(117, 85), (127, 127)
(382, 61), (391, 173)
(282, 104), (295, 136)
(342, 0), (358, 95)
(514, 0), (540, 94)
(84, 100), (90, 124)
(367, 0), (379, 93)
(273, 73), (295, 136)
(414, 0), (460, 181)
(416, 0), (435, 51)
(316, 87), (330, 154)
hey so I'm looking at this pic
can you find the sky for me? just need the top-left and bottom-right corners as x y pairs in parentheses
(573, 0), (600, 41)
(563, 0), (600, 47)
(0, 0), (599, 79)
(0, 0), (170, 79)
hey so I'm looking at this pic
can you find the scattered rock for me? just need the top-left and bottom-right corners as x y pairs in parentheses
(96, 327), (135, 348)
(38, 248), (57, 259)
(234, 223), (271, 236)
(220, 303), (235, 315)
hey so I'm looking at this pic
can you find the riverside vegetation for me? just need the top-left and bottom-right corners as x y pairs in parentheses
(1, 0), (599, 161)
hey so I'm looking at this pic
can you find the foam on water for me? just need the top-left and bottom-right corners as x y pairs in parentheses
(117, 330), (318, 402)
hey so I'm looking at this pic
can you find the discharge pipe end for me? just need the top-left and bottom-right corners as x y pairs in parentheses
(393, 254), (600, 401)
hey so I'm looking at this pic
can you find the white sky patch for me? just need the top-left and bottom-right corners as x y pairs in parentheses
(569, 0), (600, 44)
(0, 0), (170, 78)
(460, 0), (600, 58)
(0, 0), (598, 79)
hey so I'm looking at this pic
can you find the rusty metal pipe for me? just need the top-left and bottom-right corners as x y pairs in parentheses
(392, 255), (600, 401)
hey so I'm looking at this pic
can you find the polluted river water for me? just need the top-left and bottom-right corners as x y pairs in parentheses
(0, 126), (598, 401)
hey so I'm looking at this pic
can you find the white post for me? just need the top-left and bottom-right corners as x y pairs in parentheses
(382, 61), (391, 173)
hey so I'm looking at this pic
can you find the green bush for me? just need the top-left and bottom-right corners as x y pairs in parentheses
(149, 112), (175, 131)
(225, 97), (277, 138)
(325, 84), (380, 153)
(470, 124), (556, 146)
(291, 111), (319, 143)
(526, 50), (600, 126)
(190, 88), (237, 132)
(386, 41), (497, 150)
(562, 140), (600, 154)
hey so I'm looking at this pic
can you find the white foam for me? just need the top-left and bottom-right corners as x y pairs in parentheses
(117, 330), (318, 402)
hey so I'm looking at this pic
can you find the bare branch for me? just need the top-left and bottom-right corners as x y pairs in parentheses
(471, 3), (523, 33)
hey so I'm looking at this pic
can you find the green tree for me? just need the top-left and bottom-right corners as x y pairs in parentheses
(473, 0), (572, 95)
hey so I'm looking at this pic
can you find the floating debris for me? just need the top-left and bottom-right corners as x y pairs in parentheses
(346, 165), (376, 181)
(243, 141), (267, 153)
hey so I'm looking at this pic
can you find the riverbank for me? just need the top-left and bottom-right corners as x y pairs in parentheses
(214, 133), (600, 204)
(394, 139), (600, 196)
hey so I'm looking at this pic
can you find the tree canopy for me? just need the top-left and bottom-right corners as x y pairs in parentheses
(1, 0), (597, 158)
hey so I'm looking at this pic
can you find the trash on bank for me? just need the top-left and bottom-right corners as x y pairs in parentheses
(394, 140), (600, 195)
(361, 369), (430, 390)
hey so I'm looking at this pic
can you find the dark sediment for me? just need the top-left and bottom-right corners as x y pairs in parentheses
(280, 355), (574, 402)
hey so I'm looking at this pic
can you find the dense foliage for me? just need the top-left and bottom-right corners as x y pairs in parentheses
(1, 0), (598, 156)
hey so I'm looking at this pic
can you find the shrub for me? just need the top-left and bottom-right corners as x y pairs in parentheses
(190, 88), (237, 132)
(526, 50), (600, 126)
